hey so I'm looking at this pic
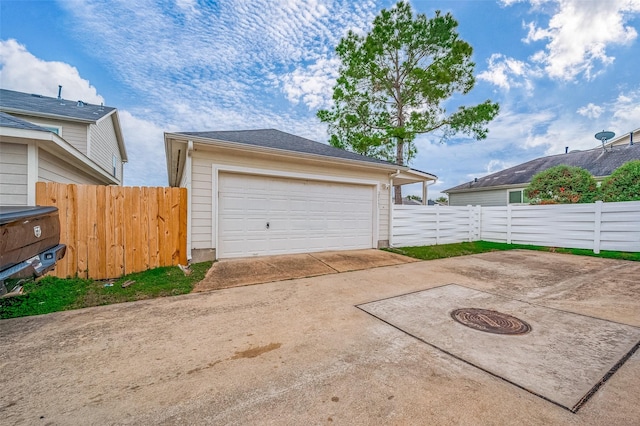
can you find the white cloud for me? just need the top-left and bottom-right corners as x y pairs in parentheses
(610, 88), (640, 132)
(576, 103), (604, 119)
(522, 0), (640, 81)
(280, 57), (340, 109)
(0, 39), (104, 103)
(54, 0), (379, 132)
(477, 53), (539, 92)
(118, 111), (169, 186)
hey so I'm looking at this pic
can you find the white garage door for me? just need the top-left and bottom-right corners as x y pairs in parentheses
(218, 173), (374, 258)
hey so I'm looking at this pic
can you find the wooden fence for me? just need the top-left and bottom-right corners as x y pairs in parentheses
(36, 182), (187, 280)
(392, 201), (640, 253)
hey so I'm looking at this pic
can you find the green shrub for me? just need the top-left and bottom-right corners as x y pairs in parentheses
(600, 160), (640, 202)
(525, 165), (599, 204)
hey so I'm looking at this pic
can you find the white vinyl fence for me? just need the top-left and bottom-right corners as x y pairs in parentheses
(392, 201), (640, 253)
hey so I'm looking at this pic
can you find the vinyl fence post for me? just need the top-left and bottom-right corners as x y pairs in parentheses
(467, 205), (473, 242)
(507, 204), (512, 245)
(435, 204), (440, 245)
(593, 201), (602, 254)
(475, 205), (482, 241)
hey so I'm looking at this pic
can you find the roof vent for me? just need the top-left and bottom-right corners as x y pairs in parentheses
(474, 177), (478, 183)
(99, 102), (104, 111)
(57, 85), (62, 100)
(77, 100), (85, 107)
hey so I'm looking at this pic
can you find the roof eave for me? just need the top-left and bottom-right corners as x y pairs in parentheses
(0, 106), (99, 124)
(165, 132), (416, 174)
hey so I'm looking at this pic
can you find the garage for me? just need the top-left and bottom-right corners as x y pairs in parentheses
(218, 173), (374, 258)
(165, 129), (436, 261)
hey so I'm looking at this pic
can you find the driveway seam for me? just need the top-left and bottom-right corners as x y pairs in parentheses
(307, 253), (340, 273)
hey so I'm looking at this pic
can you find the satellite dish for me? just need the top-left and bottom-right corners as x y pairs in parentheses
(595, 130), (615, 151)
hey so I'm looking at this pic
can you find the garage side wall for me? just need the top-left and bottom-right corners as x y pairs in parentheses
(190, 147), (391, 260)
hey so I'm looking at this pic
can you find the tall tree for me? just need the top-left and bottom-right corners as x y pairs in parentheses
(317, 2), (499, 204)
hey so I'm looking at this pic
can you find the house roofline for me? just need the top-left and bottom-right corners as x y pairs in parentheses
(164, 132), (436, 186)
(0, 106), (101, 125)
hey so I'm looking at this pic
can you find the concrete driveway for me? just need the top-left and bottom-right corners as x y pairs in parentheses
(1, 250), (639, 425)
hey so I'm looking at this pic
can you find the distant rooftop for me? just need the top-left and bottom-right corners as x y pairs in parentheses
(0, 88), (116, 122)
(445, 143), (640, 193)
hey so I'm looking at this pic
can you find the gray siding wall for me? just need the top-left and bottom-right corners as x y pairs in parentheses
(89, 115), (122, 181)
(12, 113), (88, 155)
(38, 148), (103, 185)
(449, 189), (506, 206)
(0, 142), (28, 205)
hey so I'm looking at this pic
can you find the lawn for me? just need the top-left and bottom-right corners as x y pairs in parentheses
(0, 261), (212, 320)
(385, 240), (640, 262)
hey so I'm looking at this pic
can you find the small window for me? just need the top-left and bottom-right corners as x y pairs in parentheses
(112, 155), (117, 177)
(508, 190), (522, 204)
(43, 126), (61, 135)
(31, 122), (62, 135)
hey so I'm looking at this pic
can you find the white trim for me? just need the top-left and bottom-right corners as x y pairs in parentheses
(86, 124), (92, 157)
(185, 140), (193, 261)
(27, 142), (38, 205)
(212, 163), (380, 259)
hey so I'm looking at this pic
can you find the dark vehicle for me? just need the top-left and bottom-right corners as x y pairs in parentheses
(0, 206), (66, 297)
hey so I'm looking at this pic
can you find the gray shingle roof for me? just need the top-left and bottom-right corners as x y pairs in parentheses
(0, 111), (51, 132)
(0, 88), (115, 122)
(178, 128), (398, 167)
(445, 143), (640, 193)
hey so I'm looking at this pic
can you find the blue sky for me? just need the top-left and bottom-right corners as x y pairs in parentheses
(1, 0), (639, 199)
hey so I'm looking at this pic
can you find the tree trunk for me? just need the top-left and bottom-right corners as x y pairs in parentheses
(394, 184), (403, 205)
(394, 137), (404, 205)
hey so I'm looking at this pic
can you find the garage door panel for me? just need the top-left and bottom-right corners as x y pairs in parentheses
(218, 173), (374, 258)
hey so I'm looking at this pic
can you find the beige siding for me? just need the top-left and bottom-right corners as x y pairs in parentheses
(12, 114), (88, 154)
(38, 148), (104, 185)
(89, 115), (122, 182)
(449, 189), (507, 206)
(0, 142), (28, 205)
(190, 146), (390, 251)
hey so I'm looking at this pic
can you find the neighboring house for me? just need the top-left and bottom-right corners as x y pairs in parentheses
(604, 128), (639, 148)
(444, 142), (640, 206)
(0, 88), (127, 206)
(165, 129), (436, 260)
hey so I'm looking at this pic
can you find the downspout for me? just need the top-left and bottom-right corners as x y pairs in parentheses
(388, 170), (401, 247)
(186, 140), (193, 261)
(423, 179), (437, 205)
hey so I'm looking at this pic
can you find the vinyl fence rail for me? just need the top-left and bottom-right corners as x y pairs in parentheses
(392, 201), (640, 253)
(36, 182), (188, 280)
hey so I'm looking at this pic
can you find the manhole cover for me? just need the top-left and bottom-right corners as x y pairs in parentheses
(450, 308), (531, 335)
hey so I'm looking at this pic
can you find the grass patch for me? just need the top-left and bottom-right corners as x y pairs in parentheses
(0, 261), (212, 320)
(385, 240), (640, 262)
